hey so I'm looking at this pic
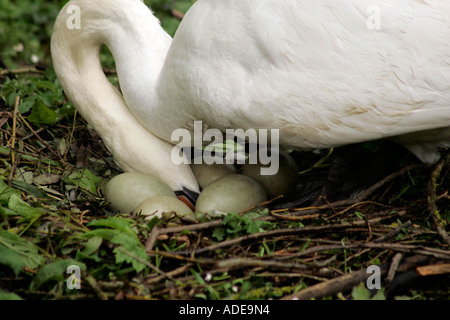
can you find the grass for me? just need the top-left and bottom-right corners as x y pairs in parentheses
(1, 0), (449, 301)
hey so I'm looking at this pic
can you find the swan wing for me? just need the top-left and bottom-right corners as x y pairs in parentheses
(157, 0), (450, 152)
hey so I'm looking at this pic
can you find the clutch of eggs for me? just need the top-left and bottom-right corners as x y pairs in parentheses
(103, 152), (298, 220)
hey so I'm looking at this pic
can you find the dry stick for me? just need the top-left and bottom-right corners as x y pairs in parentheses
(146, 250), (215, 265)
(8, 98), (21, 187)
(270, 212), (320, 221)
(0, 67), (45, 76)
(281, 255), (428, 300)
(427, 154), (450, 246)
(17, 113), (68, 166)
(216, 258), (311, 272)
(173, 212), (407, 256)
(7, 153), (21, 187)
(171, 9), (185, 20)
(84, 274), (109, 300)
(285, 164), (428, 215)
(145, 263), (194, 285)
(373, 220), (412, 243)
(416, 263), (450, 276)
(282, 264), (390, 300)
(145, 220), (223, 251)
(239, 195), (284, 215)
(361, 243), (450, 260)
(10, 96), (20, 165)
(290, 241), (450, 261)
(386, 253), (404, 284)
(353, 164), (429, 202)
(145, 226), (161, 252)
(115, 247), (176, 282)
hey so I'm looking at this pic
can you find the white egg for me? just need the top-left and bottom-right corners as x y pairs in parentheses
(241, 150), (299, 199)
(191, 163), (237, 189)
(104, 172), (176, 212)
(195, 174), (267, 216)
(133, 195), (195, 221)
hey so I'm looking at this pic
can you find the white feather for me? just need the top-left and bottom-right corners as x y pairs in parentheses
(51, 0), (450, 193)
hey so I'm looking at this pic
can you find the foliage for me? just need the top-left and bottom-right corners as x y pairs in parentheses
(212, 210), (274, 242)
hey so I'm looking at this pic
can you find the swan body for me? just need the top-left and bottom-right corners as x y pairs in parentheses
(52, 0), (450, 198)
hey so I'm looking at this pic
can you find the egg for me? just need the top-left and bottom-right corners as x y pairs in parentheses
(241, 150), (299, 199)
(191, 162), (237, 189)
(195, 174), (267, 216)
(133, 195), (195, 221)
(104, 172), (176, 212)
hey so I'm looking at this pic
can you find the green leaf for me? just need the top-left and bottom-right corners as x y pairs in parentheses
(113, 242), (149, 273)
(87, 217), (133, 234)
(83, 217), (149, 273)
(30, 259), (86, 290)
(82, 228), (120, 242)
(0, 179), (21, 206)
(27, 101), (57, 125)
(82, 236), (103, 256)
(0, 246), (27, 275)
(351, 282), (371, 300)
(0, 230), (44, 275)
(30, 79), (57, 93)
(65, 169), (100, 194)
(33, 173), (61, 186)
(191, 269), (206, 285)
(212, 227), (225, 241)
(0, 290), (23, 300)
(246, 220), (261, 234)
(7, 193), (43, 220)
(76, 236), (103, 262)
(11, 179), (49, 198)
(351, 282), (386, 300)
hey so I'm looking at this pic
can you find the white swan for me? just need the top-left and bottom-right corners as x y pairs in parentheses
(51, 0), (450, 203)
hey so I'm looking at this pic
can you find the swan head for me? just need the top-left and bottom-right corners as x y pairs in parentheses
(102, 125), (201, 209)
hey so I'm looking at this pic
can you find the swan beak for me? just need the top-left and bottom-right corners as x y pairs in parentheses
(175, 188), (199, 211)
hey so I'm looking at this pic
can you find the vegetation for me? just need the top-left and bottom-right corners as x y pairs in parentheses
(0, 0), (449, 301)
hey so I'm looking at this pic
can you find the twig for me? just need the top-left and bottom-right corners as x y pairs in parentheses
(115, 247), (176, 281)
(416, 263), (450, 276)
(17, 113), (68, 166)
(10, 96), (20, 165)
(373, 220), (412, 243)
(386, 253), (403, 284)
(270, 212), (320, 221)
(273, 239), (450, 261)
(85, 274), (109, 300)
(353, 164), (429, 202)
(427, 154), (450, 246)
(8, 153), (21, 187)
(281, 255), (428, 300)
(146, 250), (215, 265)
(0, 67), (45, 76)
(144, 220), (223, 251)
(239, 195), (284, 214)
(171, 9), (185, 20)
(216, 258), (311, 272)
(173, 212), (407, 256)
(144, 226), (161, 251)
(283, 263), (389, 300)
(145, 263), (194, 285)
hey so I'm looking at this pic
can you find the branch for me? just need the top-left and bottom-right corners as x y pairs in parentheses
(427, 154), (450, 246)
